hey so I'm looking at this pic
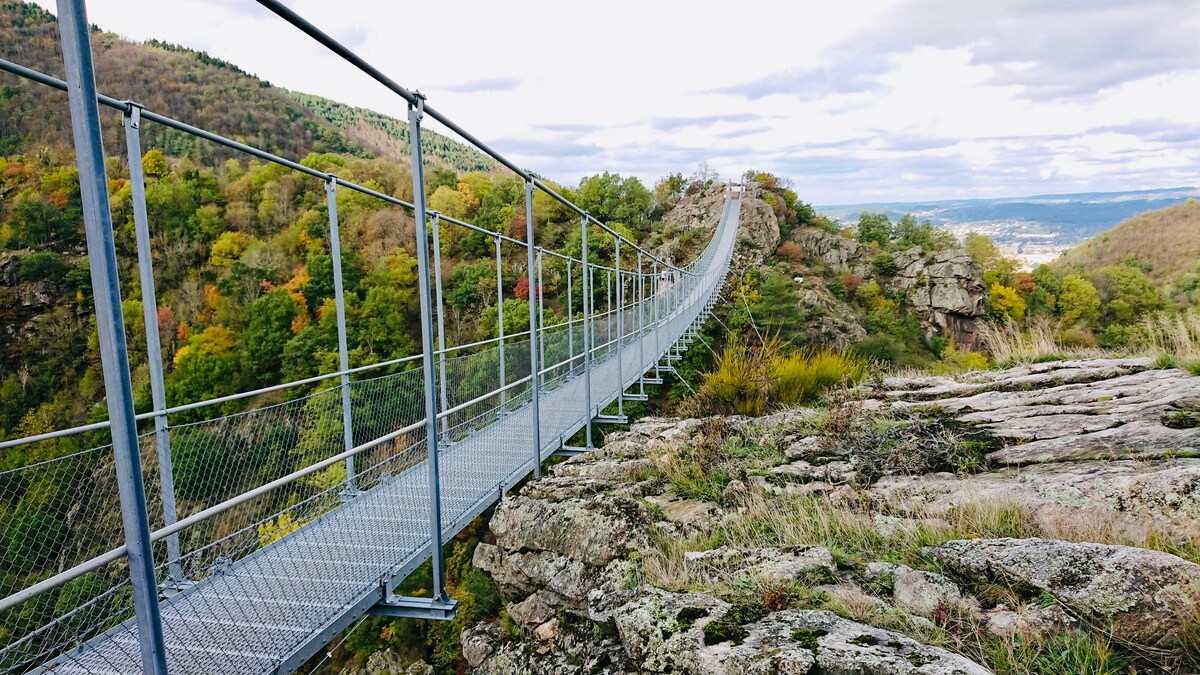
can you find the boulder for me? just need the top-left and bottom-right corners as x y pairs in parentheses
(474, 492), (652, 616)
(864, 563), (963, 619)
(461, 621), (633, 675)
(929, 538), (1200, 646)
(339, 652), (432, 675)
(696, 609), (993, 675)
(982, 604), (1074, 639)
(611, 588), (730, 673)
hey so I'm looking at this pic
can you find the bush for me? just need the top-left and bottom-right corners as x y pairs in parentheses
(839, 273), (865, 296)
(699, 338), (866, 414)
(1059, 325), (1098, 348)
(770, 349), (866, 406)
(1099, 323), (1134, 349)
(16, 251), (68, 284)
(703, 338), (769, 416)
(827, 276), (848, 300)
(849, 334), (908, 364)
(775, 240), (805, 263)
(871, 252), (898, 277)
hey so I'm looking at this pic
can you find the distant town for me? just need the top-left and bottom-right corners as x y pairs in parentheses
(819, 187), (1200, 269)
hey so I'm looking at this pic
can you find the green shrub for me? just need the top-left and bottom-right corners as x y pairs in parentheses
(871, 253), (898, 277)
(1098, 323), (1133, 349)
(849, 334), (908, 364)
(770, 349), (866, 406)
(700, 339), (866, 414)
(16, 251), (69, 284)
(703, 337), (768, 416)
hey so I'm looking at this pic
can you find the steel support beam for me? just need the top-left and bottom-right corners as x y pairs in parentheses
(495, 236), (506, 410)
(581, 217), (594, 449)
(58, 1), (168, 671)
(524, 181), (542, 475)
(615, 238), (624, 418)
(326, 177), (358, 492)
(407, 94), (449, 604)
(123, 104), (184, 586)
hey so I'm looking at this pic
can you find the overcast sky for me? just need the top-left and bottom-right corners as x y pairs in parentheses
(32, 0), (1200, 204)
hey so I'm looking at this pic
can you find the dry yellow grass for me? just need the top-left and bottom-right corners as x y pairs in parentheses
(643, 492), (1200, 591)
(979, 310), (1200, 367)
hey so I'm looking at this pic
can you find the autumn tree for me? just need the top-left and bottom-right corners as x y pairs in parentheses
(1057, 275), (1101, 325)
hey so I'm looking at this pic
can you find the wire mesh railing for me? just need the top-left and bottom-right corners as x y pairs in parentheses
(0, 1), (743, 672)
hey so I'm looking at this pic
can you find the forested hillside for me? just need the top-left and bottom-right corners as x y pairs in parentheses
(0, 1), (493, 170)
(1055, 199), (1200, 300)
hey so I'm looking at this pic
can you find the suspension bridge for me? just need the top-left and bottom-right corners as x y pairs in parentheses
(0, 1), (743, 673)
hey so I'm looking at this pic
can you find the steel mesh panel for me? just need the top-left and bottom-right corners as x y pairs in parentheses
(8, 193), (741, 675)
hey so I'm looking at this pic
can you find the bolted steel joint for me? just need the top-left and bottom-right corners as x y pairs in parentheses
(122, 100), (144, 129)
(414, 91), (426, 118)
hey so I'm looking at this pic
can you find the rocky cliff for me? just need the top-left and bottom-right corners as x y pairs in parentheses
(462, 359), (1200, 674)
(792, 228), (988, 350)
(660, 184), (781, 267)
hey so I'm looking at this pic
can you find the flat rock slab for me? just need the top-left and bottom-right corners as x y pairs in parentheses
(697, 609), (993, 675)
(870, 458), (1200, 521)
(885, 358), (1153, 400)
(886, 361), (1200, 465)
(988, 421), (1200, 464)
(929, 538), (1200, 647)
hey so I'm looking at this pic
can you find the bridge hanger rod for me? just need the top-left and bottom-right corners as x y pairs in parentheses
(253, 0), (695, 277)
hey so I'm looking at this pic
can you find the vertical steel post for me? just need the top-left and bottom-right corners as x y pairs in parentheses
(605, 269), (612, 354)
(326, 177), (357, 493)
(58, 2), (168, 671)
(615, 238), (623, 417)
(566, 259), (573, 370)
(432, 213), (450, 441)
(524, 181), (542, 476)
(407, 95), (448, 603)
(654, 261), (660, 365)
(581, 217), (593, 448)
(123, 104), (183, 585)
(637, 252), (645, 397)
(536, 249), (544, 374)
(495, 236), (506, 410)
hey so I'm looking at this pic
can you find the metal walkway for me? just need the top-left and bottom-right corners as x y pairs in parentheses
(0, 2), (743, 673)
(46, 196), (740, 675)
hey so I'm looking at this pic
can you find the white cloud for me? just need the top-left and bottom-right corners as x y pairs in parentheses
(29, 0), (1200, 203)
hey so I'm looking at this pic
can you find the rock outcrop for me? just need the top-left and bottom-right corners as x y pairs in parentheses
(795, 280), (868, 349)
(790, 228), (988, 349)
(474, 490), (653, 618)
(732, 197), (781, 265)
(339, 654), (433, 675)
(888, 358), (1200, 465)
(930, 538), (1200, 647)
(463, 359), (1200, 674)
(467, 586), (993, 675)
(661, 184), (780, 267)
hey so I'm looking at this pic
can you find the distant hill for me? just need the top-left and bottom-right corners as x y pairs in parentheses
(1054, 199), (1200, 286)
(0, 1), (495, 171)
(817, 187), (1200, 267)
